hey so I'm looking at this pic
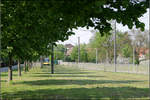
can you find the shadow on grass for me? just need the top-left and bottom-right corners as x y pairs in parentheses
(31, 74), (105, 78)
(32, 72), (51, 74)
(14, 79), (145, 86)
(1, 80), (7, 82)
(2, 86), (149, 100)
(1, 74), (8, 77)
(1, 73), (18, 77)
(33, 71), (92, 75)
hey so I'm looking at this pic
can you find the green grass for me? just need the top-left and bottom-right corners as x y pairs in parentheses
(1, 65), (149, 100)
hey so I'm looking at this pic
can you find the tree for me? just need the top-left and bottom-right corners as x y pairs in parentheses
(88, 32), (113, 63)
(70, 46), (78, 62)
(131, 29), (149, 49)
(130, 29), (149, 64)
(116, 32), (132, 58)
(88, 31), (133, 63)
(121, 44), (132, 58)
(1, 1), (74, 81)
(70, 44), (88, 62)
(80, 44), (88, 62)
(86, 47), (96, 63)
(54, 44), (65, 60)
(45, 0), (148, 33)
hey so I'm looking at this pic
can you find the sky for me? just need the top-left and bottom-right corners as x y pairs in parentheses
(59, 9), (149, 45)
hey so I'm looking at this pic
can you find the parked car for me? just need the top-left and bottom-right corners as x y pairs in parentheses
(43, 58), (50, 65)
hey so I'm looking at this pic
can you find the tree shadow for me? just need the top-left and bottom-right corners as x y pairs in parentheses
(2, 86), (149, 100)
(55, 72), (91, 74)
(1, 73), (18, 77)
(1, 80), (7, 82)
(32, 72), (51, 75)
(14, 79), (145, 86)
(31, 74), (105, 78)
(33, 75), (105, 78)
(32, 71), (92, 75)
(1, 74), (8, 77)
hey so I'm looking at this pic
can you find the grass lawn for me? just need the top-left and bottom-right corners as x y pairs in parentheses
(1, 65), (149, 100)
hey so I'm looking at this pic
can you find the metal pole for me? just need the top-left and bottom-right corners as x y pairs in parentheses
(133, 44), (135, 74)
(96, 48), (98, 64)
(133, 45), (135, 66)
(149, 0), (150, 88)
(51, 44), (54, 74)
(0, 1), (1, 99)
(114, 20), (117, 72)
(64, 48), (66, 62)
(105, 51), (108, 71)
(78, 37), (80, 63)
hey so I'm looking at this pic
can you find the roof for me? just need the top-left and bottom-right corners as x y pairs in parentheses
(65, 44), (74, 48)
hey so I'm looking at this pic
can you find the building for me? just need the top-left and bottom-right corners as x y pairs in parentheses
(137, 48), (149, 61)
(65, 44), (74, 56)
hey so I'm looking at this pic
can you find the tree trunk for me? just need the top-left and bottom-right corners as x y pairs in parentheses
(27, 61), (29, 71)
(31, 61), (33, 68)
(8, 57), (12, 81)
(28, 62), (31, 70)
(51, 44), (54, 74)
(106, 51), (109, 64)
(40, 56), (43, 68)
(24, 61), (26, 72)
(30, 62), (32, 69)
(24, 61), (27, 72)
(18, 59), (21, 76)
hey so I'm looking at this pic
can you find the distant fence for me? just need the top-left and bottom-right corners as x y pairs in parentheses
(32, 62), (41, 67)
(0, 65), (24, 72)
(0, 62), (41, 73)
(60, 62), (149, 75)
(1, 61), (148, 75)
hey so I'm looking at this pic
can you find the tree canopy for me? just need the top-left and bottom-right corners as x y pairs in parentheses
(2, 0), (148, 60)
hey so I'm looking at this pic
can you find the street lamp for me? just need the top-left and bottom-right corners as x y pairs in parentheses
(114, 20), (117, 72)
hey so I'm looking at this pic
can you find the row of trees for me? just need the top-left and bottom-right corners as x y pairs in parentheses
(2, 1), (74, 81)
(1, 1), (148, 81)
